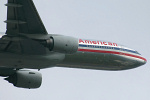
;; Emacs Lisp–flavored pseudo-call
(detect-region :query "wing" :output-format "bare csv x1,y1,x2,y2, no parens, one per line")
0,0,47,77
5,0,48,35
0,67,16,76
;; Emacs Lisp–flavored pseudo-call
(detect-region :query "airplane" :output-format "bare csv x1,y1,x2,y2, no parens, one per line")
0,0,146,89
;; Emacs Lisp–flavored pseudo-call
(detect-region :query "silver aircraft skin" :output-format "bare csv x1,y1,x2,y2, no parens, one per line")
0,0,146,89
57,39,146,70
0,37,146,70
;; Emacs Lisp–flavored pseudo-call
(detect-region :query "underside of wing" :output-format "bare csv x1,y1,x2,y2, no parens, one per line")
0,68,16,76
5,0,48,35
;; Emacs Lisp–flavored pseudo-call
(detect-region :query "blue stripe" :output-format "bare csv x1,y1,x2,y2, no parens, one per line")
79,44,140,55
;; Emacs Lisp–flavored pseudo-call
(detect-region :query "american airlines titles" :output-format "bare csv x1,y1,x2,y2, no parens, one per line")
79,39,118,46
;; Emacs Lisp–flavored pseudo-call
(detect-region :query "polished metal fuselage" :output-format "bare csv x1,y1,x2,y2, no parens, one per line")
57,51,144,70
0,38,146,71
57,39,146,70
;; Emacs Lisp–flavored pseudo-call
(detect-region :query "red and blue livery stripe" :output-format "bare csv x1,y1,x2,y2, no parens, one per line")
78,44,147,62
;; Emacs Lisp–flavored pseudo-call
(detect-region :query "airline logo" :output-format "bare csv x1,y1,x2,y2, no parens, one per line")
79,39,118,46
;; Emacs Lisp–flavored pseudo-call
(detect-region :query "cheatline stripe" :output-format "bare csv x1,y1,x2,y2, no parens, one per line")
78,48,147,61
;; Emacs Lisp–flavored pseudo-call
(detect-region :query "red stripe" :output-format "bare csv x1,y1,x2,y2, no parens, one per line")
78,48,147,61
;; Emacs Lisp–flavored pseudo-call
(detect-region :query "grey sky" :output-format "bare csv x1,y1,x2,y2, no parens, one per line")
0,0,150,100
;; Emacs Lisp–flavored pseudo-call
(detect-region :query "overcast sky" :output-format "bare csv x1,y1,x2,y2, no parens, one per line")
0,0,150,100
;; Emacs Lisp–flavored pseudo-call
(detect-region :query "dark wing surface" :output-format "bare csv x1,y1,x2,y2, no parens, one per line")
0,68,16,76
5,0,48,35
0,0,48,76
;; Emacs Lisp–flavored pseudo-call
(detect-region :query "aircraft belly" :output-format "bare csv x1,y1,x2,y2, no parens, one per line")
0,52,65,69
57,51,139,70
0,51,140,70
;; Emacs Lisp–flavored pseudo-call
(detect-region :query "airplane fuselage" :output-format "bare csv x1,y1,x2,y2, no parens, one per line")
57,39,146,70
0,37,146,71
